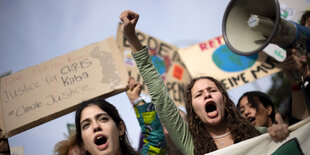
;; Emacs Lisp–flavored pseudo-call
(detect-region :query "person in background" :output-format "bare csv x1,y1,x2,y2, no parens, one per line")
126,77,185,155
237,91,289,141
119,10,288,155
282,10,310,125
126,77,167,155
54,134,86,155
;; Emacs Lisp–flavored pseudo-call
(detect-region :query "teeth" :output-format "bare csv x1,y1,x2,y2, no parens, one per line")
97,136,102,140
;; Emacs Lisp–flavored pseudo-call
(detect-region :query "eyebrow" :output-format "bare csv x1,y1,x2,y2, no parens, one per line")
80,112,109,125
193,86,217,95
239,102,252,109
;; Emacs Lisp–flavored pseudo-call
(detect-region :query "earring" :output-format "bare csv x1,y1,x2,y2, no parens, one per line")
120,136,123,141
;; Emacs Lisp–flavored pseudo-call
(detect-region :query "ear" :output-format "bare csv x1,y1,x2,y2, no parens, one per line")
118,121,125,136
267,105,273,116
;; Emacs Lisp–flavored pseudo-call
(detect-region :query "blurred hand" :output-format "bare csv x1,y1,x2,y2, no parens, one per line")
126,77,142,103
267,114,289,142
282,49,308,84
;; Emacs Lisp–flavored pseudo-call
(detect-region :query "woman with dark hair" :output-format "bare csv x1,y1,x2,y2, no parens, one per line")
237,91,289,143
75,99,138,155
237,91,276,127
118,10,275,155
300,10,310,27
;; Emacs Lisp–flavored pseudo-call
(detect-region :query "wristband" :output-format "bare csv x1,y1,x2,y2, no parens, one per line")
132,96,144,106
291,84,301,91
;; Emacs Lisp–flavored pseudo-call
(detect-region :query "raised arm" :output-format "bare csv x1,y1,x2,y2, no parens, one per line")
120,10,194,155
126,77,167,154
282,49,310,121
126,77,144,107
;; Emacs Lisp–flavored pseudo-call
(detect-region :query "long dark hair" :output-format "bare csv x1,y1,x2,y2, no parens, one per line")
185,76,261,155
300,10,310,26
75,98,137,155
237,91,276,123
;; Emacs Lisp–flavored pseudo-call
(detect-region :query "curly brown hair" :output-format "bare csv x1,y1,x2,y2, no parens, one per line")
185,76,261,155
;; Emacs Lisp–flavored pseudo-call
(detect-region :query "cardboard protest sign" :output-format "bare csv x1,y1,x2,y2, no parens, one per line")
116,23,191,107
0,37,128,137
178,36,282,90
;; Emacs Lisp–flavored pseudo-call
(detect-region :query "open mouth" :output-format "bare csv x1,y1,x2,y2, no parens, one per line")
94,135,107,146
205,101,218,118
247,117,256,124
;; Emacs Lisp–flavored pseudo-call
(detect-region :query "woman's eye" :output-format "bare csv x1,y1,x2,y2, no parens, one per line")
195,94,201,98
99,116,108,122
82,123,90,130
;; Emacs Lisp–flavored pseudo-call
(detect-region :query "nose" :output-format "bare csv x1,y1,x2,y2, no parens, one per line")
203,91,211,99
244,107,251,117
93,121,102,132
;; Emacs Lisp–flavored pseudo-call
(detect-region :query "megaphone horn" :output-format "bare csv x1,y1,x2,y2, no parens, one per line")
222,0,310,56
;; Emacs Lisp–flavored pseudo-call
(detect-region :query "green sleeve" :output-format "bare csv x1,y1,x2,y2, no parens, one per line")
132,47,194,155
255,126,268,134
134,102,167,155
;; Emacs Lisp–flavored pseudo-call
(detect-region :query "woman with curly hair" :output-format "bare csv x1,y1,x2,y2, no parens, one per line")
119,10,288,155
183,76,261,154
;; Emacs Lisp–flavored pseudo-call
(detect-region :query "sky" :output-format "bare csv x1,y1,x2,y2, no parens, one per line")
0,0,276,154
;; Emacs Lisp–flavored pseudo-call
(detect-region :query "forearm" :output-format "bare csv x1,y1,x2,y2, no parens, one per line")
125,32,143,53
291,87,310,119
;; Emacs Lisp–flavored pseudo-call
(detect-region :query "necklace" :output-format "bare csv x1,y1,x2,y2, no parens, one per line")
211,131,231,139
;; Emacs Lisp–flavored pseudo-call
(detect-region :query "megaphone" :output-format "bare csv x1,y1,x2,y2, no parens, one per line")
222,0,310,57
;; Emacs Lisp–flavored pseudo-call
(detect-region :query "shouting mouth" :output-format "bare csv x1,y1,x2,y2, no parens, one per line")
94,135,108,150
205,101,218,118
247,117,256,125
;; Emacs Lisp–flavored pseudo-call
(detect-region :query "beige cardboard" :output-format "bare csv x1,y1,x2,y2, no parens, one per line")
0,37,128,137
116,23,192,107
178,36,282,90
